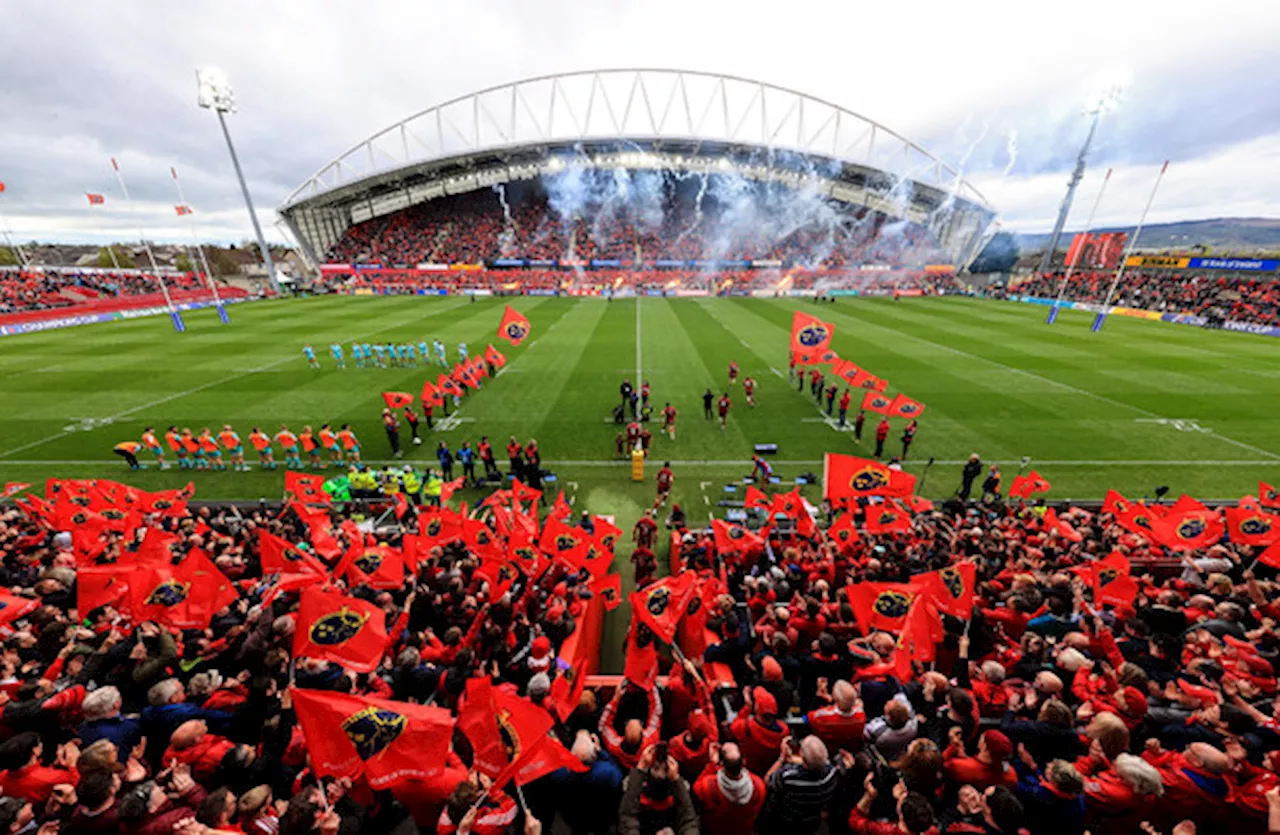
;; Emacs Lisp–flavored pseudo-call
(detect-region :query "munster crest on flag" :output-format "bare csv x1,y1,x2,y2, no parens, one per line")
381,391,414,409
293,586,389,673
498,305,531,345
823,453,915,500
290,688,453,789
889,394,925,418
790,311,834,355
862,390,894,415
86,193,105,205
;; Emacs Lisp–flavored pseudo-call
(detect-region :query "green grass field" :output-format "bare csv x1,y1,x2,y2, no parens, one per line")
3,294,1279,667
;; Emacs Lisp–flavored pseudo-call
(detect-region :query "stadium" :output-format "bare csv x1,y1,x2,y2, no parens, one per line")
3,50,1280,835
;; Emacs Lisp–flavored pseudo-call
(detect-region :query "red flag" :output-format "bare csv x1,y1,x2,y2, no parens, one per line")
905,495,934,513
453,363,481,390
136,486,191,517
0,591,39,626
914,563,977,619
591,573,622,611
285,472,330,505
1115,503,1158,539
744,485,770,510
592,517,623,553
439,477,466,504
893,597,939,680
497,733,585,787
86,193,105,205
1225,507,1280,548
420,379,444,408
2,482,30,499
888,394,926,419
623,617,659,687
711,519,765,554
484,344,507,368
381,391,414,409
1171,494,1207,514
458,677,555,780
293,503,343,560
1043,508,1083,542
1091,551,1139,608
1259,539,1280,569
847,582,921,634
1153,507,1224,552
475,558,521,601
790,310,834,357
511,479,542,507
770,487,816,537
437,373,463,398
549,491,573,523
1009,471,1052,499
826,512,861,554
823,453,916,501
1261,482,1280,510
129,552,238,629
174,205,193,216
291,688,453,789
1240,495,1262,511
335,544,405,590
498,305,532,345
862,390,894,415
865,502,911,535
851,369,888,392
1102,489,1131,515
540,516,585,557
631,572,697,644
293,586,389,672
258,529,329,576
76,565,131,617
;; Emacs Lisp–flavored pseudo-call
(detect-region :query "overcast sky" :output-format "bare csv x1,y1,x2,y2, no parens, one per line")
2,0,1278,249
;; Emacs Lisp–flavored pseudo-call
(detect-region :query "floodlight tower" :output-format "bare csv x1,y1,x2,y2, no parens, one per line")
1035,84,1123,280
196,66,279,293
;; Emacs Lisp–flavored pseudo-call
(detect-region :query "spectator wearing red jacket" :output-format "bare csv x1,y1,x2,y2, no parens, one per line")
1075,750,1164,835
729,687,786,776
804,679,866,753
0,732,79,804
943,729,1017,792
692,742,766,835
1140,741,1233,828
161,720,235,785
668,710,716,783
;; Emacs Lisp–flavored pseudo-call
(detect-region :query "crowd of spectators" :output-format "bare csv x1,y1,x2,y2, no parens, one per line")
323,186,948,270
0,270,204,315
1013,270,1280,328
322,268,967,297
3,470,1280,835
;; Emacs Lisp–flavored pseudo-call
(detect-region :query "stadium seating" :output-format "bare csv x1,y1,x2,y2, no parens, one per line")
0,268,207,314
1015,270,1280,327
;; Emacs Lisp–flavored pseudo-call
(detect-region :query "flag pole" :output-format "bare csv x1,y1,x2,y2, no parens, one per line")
170,166,227,323
109,157,185,332
1092,161,1169,333
1047,168,1112,325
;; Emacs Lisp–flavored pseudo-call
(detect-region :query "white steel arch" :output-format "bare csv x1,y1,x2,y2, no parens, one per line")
280,69,992,212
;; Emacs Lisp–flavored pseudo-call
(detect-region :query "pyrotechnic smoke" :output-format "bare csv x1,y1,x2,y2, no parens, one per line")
1004,130,1019,176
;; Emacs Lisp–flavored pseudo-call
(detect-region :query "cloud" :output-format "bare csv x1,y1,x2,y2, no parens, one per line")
1,0,1277,247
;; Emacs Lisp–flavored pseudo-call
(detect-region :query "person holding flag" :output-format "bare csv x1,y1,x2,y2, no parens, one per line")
874,416,890,458
901,419,918,460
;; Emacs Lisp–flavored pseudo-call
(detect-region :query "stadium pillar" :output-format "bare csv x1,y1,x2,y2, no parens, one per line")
1035,108,1102,280
197,67,280,294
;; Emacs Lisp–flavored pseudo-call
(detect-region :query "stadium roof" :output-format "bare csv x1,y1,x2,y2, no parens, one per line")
278,69,998,267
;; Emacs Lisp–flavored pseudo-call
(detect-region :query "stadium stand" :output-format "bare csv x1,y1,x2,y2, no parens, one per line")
0,269,209,314
323,180,950,269
1,475,1277,835
1014,270,1280,328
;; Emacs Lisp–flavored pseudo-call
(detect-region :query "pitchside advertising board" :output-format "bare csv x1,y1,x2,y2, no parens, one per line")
0,297,252,337
1013,295,1280,338
1124,255,1280,272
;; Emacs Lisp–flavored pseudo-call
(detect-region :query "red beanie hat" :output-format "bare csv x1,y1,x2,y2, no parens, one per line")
531,635,551,659
687,710,715,740
982,730,1013,761
752,686,778,719
761,655,783,682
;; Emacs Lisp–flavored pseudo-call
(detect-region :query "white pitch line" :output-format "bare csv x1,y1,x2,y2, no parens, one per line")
770,367,786,379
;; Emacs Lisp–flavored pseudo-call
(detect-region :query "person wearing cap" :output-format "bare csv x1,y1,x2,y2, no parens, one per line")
668,709,716,782
943,729,1017,791
728,686,786,776
692,741,766,835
